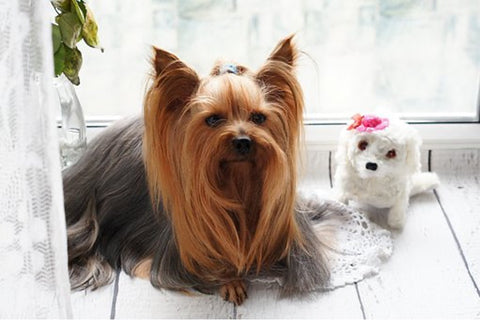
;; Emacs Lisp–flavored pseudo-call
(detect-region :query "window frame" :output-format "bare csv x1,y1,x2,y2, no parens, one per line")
83,85,480,150
304,122,480,151
304,82,480,150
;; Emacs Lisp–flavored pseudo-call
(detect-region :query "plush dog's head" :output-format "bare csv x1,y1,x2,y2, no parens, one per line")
143,36,304,281
337,115,421,180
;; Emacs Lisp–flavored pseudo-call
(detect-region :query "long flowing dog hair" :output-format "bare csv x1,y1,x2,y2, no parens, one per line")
143,36,305,280
64,35,342,297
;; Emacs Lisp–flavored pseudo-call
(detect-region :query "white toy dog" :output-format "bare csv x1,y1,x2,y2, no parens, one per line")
334,114,440,229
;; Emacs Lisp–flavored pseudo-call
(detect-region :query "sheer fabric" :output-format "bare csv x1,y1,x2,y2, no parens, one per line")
0,0,72,317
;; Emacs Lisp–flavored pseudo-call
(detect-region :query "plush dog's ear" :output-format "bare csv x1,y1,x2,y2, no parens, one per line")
256,35,303,137
404,129,422,175
332,128,354,202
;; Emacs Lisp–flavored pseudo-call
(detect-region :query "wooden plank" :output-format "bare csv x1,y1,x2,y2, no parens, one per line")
299,150,336,203
300,150,332,189
70,283,115,319
238,150,363,318
356,192,480,318
420,148,429,172
432,149,480,295
236,282,363,319
114,272,233,319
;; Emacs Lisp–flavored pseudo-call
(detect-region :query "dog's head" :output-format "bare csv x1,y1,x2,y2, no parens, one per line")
337,115,421,179
143,36,305,279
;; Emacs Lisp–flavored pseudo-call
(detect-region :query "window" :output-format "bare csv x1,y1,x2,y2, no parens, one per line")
76,0,480,123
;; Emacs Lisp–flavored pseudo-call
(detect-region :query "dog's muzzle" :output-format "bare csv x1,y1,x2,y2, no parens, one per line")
232,135,252,155
366,162,378,171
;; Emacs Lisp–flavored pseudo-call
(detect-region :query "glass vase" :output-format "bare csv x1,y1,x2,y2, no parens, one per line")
53,74,87,169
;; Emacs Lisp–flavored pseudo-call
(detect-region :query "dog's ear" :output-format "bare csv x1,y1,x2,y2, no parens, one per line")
332,128,352,200
144,47,200,206
152,46,180,76
404,129,422,175
256,35,303,135
149,46,200,112
256,35,298,83
265,34,297,67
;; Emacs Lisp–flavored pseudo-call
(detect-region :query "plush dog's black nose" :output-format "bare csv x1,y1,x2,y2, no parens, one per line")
232,136,252,155
366,162,378,171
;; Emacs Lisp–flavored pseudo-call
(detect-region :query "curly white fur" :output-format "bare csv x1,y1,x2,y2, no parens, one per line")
334,117,440,229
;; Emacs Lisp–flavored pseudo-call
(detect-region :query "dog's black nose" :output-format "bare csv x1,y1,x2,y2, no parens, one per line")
366,162,378,171
232,136,252,155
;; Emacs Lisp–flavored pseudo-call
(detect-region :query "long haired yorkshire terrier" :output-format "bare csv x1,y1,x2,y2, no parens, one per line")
64,35,344,305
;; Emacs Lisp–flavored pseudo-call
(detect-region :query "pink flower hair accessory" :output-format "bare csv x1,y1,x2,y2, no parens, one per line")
347,114,389,132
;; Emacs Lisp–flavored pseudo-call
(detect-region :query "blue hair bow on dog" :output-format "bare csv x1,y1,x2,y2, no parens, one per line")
219,64,238,75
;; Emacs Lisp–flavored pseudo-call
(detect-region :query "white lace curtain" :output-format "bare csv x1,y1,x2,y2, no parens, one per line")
0,0,72,318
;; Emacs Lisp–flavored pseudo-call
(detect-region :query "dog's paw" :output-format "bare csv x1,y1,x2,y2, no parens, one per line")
220,280,247,305
387,209,406,229
333,190,349,204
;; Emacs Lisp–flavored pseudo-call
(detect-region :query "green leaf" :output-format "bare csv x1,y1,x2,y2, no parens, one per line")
70,0,85,25
54,44,66,76
81,4,103,52
51,0,70,13
77,1,87,20
56,12,82,49
52,23,62,54
63,46,82,85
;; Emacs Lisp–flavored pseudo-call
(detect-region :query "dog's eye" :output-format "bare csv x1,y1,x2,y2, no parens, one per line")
205,114,223,127
386,149,396,159
358,140,368,151
250,113,266,125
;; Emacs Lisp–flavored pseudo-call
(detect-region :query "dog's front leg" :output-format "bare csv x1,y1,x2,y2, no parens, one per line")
387,192,409,229
332,181,350,204
333,188,349,204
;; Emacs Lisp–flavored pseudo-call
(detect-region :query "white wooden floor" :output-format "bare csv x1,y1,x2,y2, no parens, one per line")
71,149,480,319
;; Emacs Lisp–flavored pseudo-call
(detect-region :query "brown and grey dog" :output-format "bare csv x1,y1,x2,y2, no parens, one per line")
63,35,348,305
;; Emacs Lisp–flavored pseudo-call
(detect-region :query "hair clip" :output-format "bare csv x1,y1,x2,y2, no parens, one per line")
219,64,238,75
210,63,247,76
347,113,389,132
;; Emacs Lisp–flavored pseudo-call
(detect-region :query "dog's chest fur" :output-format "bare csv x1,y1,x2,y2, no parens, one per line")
344,173,408,208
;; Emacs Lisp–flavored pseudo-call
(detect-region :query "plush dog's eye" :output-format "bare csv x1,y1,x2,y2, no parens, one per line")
250,113,266,125
358,140,368,151
205,114,223,127
386,149,396,159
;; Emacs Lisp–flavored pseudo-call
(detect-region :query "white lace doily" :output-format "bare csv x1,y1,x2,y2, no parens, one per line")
323,201,392,289
252,189,393,291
